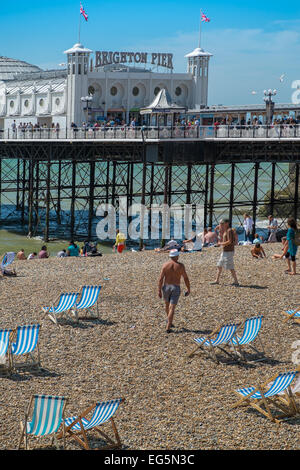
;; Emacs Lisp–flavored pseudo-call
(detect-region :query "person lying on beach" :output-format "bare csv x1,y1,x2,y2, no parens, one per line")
155,240,182,252
16,249,26,260
1,267,17,277
251,243,266,259
158,249,190,333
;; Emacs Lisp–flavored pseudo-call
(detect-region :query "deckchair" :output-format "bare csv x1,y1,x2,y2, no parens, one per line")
72,285,102,322
232,369,300,423
282,308,300,324
0,252,16,276
19,394,68,450
0,329,12,373
231,316,265,362
10,324,41,371
58,398,125,450
42,293,79,324
188,323,240,363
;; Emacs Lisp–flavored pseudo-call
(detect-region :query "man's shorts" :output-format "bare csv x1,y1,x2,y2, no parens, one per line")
162,284,181,305
217,251,235,270
117,244,125,253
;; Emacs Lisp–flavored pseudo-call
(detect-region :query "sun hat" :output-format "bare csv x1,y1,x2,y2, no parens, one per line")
169,249,180,258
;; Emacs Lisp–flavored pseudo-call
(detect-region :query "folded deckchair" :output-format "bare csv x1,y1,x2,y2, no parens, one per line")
10,325,41,371
0,329,12,373
42,293,79,324
282,308,300,324
232,369,300,423
19,394,68,450
1,252,16,276
231,316,265,362
57,398,125,450
188,323,240,363
72,285,102,322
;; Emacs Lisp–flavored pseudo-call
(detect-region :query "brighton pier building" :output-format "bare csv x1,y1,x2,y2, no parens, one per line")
0,42,212,129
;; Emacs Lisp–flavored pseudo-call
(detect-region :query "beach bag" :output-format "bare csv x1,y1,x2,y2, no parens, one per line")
294,230,300,246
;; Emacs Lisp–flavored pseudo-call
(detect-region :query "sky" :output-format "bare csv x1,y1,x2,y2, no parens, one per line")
1,0,300,105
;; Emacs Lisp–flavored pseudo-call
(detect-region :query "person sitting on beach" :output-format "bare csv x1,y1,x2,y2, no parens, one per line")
203,228,218,247
27,252,37,260
57,249,67,258
182,233,203,252
253,233,264,244
17,249,26,260
67,241,80,257
82,240,93,256
251,243,266,259
158,249,191,333
38,246,49,259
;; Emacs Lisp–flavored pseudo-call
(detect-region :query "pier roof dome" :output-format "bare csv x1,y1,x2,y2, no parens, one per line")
0,56,42,81
185,47,213,58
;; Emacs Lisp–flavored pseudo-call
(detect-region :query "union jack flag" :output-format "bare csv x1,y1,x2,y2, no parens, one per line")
201,12,210,22
80,3,88,21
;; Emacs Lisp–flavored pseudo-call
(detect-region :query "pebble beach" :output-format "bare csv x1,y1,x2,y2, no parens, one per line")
0,244,299,450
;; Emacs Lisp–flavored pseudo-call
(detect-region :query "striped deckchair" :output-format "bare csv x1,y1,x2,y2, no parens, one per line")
232,369,300,423
1,252,16,275
282,308,300,324
58,398,125,450
19,394,68,450
72,285,102,321
0,329,12,373
231,316,265,362
42,293,79,324
10,325,41,370
188,323,240,363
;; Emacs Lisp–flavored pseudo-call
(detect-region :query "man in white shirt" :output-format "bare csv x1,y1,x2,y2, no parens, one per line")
243,214,253,242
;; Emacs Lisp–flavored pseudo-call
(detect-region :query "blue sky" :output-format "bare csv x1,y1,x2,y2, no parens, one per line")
1,1,300,105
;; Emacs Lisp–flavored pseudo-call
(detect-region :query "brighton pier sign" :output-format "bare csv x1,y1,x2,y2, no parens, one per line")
95,51,174,70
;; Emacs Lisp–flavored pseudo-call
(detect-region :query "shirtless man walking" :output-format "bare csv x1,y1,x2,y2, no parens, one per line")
158,249,191,333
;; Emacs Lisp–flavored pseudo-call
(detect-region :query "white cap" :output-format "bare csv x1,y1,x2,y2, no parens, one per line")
169,249,180,258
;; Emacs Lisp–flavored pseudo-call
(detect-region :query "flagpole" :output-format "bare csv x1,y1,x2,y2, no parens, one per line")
199,9,202,48
79,3,81,43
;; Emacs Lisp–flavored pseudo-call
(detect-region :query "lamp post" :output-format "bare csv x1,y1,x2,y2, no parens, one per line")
80,95,93,125
264,89,277,125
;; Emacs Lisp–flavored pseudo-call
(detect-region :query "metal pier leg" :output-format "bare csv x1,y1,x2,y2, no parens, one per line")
88,159,95,241
209,164,215,228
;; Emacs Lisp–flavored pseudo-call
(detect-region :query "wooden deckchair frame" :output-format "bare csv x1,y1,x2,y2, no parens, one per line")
232,368,300,424
188,323,240,363
42,293,77,325
233,319,266,363
282,307,300,324
19,395,68,450
10,326,41,371
0,330,13,376
72,286,101,323
57,398,125,450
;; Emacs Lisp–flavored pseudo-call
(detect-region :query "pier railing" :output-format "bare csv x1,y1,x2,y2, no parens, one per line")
1,125,300,140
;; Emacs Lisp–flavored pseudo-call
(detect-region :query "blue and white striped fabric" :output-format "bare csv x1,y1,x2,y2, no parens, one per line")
44,293,78,314
231,316,263,346
75,286,101,310
0,329,12,357
65,399,122,431
26,395,66,436
194,324,238,347
1,252,15,272
236,372,297,400
11,325,40,356
285,309,300,319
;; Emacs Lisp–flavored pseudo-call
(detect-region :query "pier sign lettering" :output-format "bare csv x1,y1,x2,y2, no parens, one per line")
95,51,173,70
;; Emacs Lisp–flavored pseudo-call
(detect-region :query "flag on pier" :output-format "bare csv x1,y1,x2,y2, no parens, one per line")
201,12,210,22
80,3,88,21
